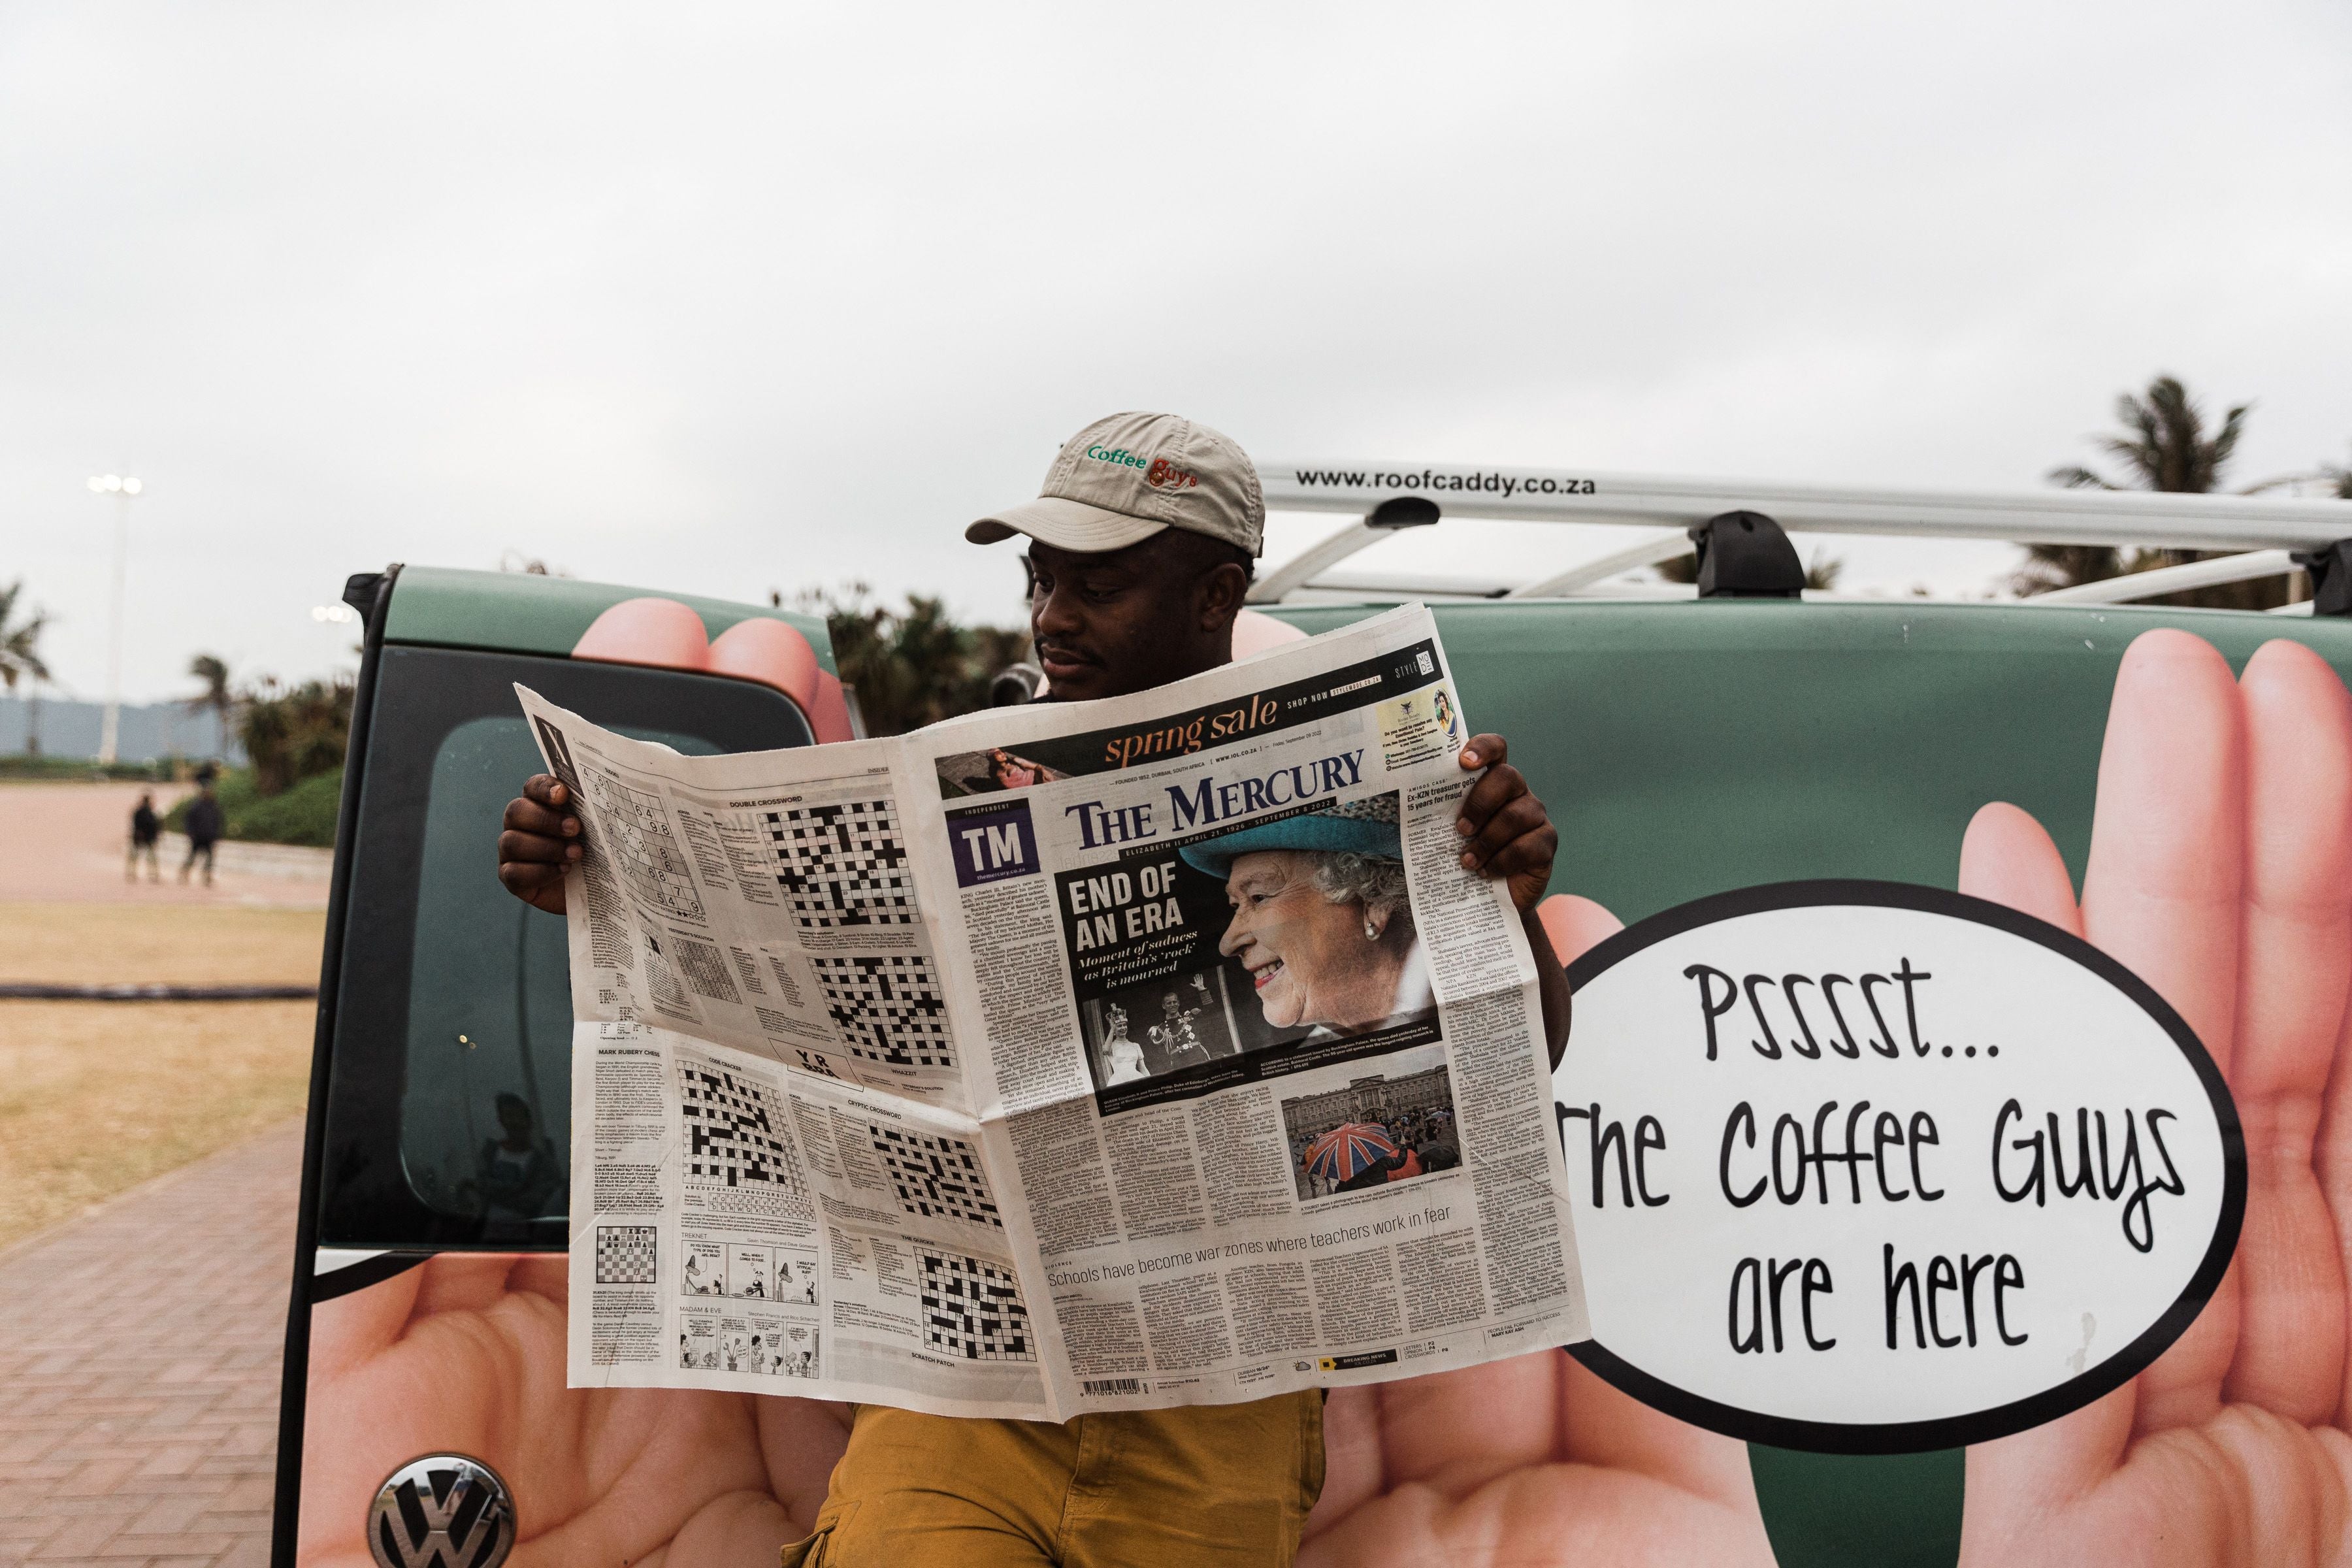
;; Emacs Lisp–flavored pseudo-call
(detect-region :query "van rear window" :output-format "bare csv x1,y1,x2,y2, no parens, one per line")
315,645,812,1250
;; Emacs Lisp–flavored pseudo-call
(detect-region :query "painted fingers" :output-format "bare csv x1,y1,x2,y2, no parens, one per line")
2227,640,2352,1425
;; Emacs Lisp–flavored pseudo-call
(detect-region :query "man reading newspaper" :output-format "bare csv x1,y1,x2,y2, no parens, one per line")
495,412,1571,1566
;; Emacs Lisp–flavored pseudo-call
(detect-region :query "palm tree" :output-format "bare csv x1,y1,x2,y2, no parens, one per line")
0,580,53,757
238,673,353,793
185,653,236,759
2017,374,2301,608
2046,375,2250,495
2319,443,2352,501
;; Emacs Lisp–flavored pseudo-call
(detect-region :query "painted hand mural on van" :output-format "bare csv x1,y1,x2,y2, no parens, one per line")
571,597,857,743
296,629,2352,1567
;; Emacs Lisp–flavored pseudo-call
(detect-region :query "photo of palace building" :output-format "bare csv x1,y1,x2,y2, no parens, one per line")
1279,1065,1452,1143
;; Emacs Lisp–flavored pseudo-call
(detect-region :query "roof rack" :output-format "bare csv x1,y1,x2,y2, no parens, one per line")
1251,463,2352,616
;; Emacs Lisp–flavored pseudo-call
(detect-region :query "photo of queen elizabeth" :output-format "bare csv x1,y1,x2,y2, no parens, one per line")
1180,792,1434,1042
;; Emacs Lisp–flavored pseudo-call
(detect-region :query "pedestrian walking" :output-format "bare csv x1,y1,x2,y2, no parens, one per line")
181,777,223,885
127,791,161,881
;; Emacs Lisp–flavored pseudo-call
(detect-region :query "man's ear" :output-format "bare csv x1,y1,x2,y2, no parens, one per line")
1197,561,1251,632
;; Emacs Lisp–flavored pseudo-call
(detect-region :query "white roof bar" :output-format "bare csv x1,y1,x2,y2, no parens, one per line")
1292,570,1516,599
1506,528,1693,599
1253,462,2352,606
2034,549,2300,606
1261,464,2352,548
1286,574,1702,603
1249,518,1386,604
1275,576,1933,606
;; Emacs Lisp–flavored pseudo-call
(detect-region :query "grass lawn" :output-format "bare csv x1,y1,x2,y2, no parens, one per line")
0,902,327,986
0,903,324,1248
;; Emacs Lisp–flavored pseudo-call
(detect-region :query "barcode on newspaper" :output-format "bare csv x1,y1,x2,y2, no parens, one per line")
1083,1378,1145,1396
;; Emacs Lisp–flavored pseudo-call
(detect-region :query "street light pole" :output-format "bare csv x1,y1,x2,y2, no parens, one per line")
88,474,142,766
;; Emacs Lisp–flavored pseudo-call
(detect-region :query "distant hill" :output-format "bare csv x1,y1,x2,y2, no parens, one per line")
0,695,241,764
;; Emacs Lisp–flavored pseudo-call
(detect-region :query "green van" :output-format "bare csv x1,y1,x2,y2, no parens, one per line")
274,490,2352,1567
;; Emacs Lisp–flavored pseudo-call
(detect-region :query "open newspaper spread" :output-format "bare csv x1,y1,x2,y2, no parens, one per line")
523,604,1587,1418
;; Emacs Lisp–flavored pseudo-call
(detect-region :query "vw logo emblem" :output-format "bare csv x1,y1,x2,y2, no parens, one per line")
368,1454,515,1568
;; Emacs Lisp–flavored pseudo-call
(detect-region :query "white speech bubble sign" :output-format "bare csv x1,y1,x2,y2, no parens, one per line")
1557,881,2244,1454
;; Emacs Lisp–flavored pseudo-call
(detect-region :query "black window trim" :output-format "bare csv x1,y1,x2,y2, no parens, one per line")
274,581,817,1564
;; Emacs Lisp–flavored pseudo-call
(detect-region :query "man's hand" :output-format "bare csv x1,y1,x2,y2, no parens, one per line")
1457,733,1572,1068
1455,733,1557,913
498,774,583,915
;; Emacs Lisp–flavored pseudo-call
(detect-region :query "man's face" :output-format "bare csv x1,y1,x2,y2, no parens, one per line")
1024,533,1243,702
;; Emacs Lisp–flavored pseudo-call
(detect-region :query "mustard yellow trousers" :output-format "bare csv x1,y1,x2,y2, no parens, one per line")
783,1392,1325,1567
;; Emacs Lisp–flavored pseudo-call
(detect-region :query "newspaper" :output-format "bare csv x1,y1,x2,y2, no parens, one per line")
524,603,1587,1418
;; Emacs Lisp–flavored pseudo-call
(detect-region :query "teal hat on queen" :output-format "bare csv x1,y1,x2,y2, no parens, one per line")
1178,794,1401,880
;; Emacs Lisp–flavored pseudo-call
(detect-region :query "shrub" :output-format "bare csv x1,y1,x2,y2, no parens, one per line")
166,767,342,847
240,676,353,794
789,585,1029,736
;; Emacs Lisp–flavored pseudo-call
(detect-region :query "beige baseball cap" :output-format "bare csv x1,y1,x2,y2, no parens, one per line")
967,411,1264,557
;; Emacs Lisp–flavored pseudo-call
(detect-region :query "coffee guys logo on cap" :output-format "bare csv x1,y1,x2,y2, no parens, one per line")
1084,444,1200,491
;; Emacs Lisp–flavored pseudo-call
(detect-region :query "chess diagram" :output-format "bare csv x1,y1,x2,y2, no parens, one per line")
870,1125,1001,1228
753,799,917,930
813,954,954,1068
676,1054,809,1211
595,1224,657,1284
920,1250,1034,1362
589,767,704,922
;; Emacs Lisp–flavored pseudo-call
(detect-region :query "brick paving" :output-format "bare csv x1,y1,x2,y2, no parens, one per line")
0,1120,303,1566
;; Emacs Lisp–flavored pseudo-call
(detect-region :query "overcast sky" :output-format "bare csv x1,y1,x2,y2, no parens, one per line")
6,1,2350,703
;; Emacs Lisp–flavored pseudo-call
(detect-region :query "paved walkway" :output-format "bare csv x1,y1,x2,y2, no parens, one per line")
0,1120,304,1567
0,784,329,908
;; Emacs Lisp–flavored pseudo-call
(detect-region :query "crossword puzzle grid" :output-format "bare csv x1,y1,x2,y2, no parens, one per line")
677,1059,809,1208
921,1250,1034,1362
872,1126,1001,1228
813,955,954,1068
761,801,915,930
591,769,705,921
596,1225,657,1284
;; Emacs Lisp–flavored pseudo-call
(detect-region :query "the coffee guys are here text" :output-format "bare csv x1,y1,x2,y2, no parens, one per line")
1557,950,2197,1358
1062,748,1367,852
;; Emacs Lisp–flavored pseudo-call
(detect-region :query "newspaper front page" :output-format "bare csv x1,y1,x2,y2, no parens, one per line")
526,604,1588,1419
